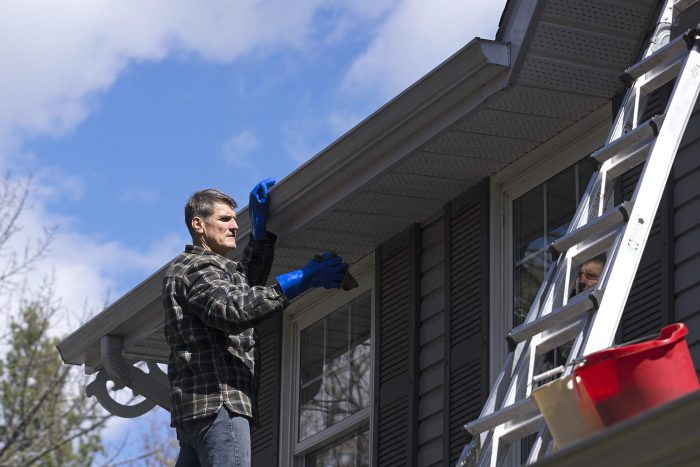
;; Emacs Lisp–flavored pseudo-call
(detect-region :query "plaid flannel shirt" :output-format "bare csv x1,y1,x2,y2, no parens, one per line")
162,234,288,427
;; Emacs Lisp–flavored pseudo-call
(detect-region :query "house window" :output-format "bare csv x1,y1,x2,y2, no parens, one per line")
289,284,373,466
305,426,370,467
512,158,597,327
509,157,597,462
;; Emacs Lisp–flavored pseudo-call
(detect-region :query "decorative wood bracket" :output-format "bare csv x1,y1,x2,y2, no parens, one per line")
85,335,171,418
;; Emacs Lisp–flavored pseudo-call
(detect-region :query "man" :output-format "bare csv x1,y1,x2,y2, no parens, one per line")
163,180,347,466
540,253,608,377
574,253,606,295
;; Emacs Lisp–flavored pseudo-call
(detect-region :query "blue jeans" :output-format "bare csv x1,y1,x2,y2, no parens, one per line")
175,407,251,467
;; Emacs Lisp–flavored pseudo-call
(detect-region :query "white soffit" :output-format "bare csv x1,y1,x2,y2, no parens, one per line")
517,0,654,96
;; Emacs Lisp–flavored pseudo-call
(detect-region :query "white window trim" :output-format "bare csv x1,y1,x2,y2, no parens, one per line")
279,253,375,467
488,104,612,384
488,106,612,466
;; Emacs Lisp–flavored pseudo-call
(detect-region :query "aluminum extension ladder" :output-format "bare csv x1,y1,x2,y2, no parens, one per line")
460,0,700,465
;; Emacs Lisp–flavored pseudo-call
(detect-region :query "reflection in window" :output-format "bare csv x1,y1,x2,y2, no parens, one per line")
299,292,371,441
512,158,597,462
512,158,597,326
306,426,370,467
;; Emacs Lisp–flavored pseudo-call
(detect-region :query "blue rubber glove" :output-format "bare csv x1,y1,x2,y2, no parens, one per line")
276,252,349,300
249,178,276,240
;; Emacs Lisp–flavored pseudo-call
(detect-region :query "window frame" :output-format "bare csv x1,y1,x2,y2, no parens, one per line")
488,113,611,465
279,253,375,466
489,111,610,384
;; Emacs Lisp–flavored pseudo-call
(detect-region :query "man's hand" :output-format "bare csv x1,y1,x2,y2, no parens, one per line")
275,252,349,300
303,252,348,289
249,178,276,240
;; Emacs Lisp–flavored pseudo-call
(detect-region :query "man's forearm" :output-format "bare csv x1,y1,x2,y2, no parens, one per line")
241,233,276,286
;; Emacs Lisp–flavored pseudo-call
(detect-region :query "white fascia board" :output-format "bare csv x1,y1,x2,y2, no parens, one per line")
496,0,544,75
57,263,169,370
57,38,510,370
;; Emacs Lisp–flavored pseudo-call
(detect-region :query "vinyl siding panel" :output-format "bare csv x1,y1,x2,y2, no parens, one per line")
418,216,446,467
672,1,700,377
675,104,700,377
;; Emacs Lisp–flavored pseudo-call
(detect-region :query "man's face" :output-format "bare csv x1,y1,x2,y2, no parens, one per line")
577,260,603,293
194,202,238,256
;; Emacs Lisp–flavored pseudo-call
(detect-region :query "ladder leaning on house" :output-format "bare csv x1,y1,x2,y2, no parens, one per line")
459,0,700,465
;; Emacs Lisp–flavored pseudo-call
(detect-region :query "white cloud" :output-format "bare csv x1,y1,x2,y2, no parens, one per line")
0,0,373,325
341,0,507,101
0,0,333,158
221,129,259,168
2,178,184,337
0,0,509,331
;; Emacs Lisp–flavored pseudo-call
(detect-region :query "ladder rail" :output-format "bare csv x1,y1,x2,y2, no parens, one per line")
584,41,700,354
459,2,700,464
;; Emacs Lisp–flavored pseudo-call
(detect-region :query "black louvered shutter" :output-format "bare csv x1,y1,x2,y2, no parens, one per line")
373,226,419,467
616,168,673,341
251,313,282,466
445,182,490,465
616,83,674,342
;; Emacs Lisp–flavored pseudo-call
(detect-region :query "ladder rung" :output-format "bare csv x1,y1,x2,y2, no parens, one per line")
532,365,565,384
550,201,634,255
538,319,585,354
592,115,663,164
465,397,537,435
641,58,684,94
606,140,654,179
506,289,601,350
622,30,696,84
500,413,544,443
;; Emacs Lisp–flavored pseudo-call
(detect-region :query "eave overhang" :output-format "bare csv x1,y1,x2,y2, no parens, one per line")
57,38,511,370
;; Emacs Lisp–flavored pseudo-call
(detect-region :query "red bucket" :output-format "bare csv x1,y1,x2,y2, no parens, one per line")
573,323,699,426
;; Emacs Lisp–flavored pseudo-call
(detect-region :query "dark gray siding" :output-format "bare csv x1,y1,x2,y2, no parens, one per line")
417,216,446,467
674,105,700,376
671,3,700,376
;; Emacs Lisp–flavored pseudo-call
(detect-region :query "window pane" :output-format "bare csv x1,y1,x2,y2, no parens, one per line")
299,292,372,441
512,159,596,462
299,382,326,439
348,294,371,412
301,321,324,384
305,426,370,467
546,168,576,244
513,185,544,262
577,157,598,200
513,254,545,326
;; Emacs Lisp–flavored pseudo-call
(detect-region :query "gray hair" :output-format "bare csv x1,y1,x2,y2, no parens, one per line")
585,252,607,266
184,189,237,239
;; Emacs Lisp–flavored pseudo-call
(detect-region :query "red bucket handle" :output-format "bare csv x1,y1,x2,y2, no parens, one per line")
583,323,688,364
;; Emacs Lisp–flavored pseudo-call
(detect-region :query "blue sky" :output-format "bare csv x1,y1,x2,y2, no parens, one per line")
1,0,506,463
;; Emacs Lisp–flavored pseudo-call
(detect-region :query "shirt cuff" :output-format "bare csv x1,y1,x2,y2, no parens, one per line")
271,282,289,306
